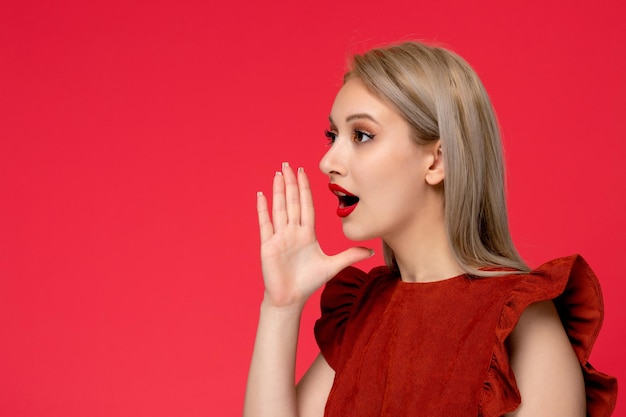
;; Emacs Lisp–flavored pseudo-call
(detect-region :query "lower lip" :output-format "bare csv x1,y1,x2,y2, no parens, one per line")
337,203,357,218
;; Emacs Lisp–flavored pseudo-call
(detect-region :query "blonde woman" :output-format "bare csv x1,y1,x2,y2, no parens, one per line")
244,42,617,417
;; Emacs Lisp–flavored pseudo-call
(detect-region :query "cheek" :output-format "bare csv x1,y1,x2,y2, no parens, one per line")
369,156,423,194
380,172,427,213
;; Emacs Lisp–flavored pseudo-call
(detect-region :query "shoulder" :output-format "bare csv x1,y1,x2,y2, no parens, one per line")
495,254,606,343
479,255,617,417
505,300,585,416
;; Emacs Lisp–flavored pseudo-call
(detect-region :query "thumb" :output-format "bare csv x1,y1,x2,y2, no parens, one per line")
327,247,375,274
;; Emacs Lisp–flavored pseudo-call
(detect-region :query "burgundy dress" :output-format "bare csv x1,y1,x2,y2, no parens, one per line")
315,255,617,416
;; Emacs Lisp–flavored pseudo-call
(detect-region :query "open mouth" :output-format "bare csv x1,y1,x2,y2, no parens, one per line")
328,183,360,217
338,193,360,208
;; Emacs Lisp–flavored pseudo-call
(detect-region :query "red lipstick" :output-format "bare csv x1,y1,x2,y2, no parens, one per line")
328,183,360,218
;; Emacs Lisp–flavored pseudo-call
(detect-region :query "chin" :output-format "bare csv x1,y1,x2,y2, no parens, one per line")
341,222,377,242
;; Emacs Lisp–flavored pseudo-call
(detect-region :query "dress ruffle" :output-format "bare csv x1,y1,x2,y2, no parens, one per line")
479,255,618,417
314,266,373,370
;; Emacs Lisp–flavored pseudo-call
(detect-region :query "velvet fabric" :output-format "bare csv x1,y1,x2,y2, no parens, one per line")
314,255,617,416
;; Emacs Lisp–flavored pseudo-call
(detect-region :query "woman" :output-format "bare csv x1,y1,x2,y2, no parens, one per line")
244,42,617,416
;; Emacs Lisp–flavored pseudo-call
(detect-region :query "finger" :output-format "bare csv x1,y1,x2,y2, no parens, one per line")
282,162,301,225
298,167,315,228
256,191,273,243
327,247,375,276
272,170,287,231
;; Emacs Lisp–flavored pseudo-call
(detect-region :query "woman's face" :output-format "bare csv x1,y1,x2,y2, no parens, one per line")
319,78,443,243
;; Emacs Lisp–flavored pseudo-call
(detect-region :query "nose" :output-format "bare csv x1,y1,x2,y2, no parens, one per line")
319,139,347,177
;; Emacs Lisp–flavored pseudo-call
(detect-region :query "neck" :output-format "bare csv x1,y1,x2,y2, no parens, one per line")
384,201,464,283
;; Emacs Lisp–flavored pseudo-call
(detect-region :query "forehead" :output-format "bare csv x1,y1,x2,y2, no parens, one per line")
330,78,397,123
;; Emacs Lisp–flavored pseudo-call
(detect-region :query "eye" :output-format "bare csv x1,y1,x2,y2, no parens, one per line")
324,129,337,145
353,129,375,143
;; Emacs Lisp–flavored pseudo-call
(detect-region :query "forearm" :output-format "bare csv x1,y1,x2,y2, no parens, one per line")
243,300,305,417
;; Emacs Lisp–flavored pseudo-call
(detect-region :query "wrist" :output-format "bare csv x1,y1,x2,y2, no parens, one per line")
260,297,306,315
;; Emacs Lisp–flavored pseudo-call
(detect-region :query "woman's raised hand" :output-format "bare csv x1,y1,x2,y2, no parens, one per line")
256,163,373,309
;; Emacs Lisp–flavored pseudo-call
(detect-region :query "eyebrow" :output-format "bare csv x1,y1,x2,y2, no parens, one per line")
328,113,380,125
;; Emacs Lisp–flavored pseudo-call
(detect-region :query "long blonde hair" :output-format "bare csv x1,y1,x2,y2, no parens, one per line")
345,42,529,276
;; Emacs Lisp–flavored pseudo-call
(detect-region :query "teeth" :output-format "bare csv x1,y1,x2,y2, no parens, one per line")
337,192,346,196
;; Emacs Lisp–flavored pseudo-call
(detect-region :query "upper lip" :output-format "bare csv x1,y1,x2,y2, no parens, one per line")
328,183,356,197
328,184,360,209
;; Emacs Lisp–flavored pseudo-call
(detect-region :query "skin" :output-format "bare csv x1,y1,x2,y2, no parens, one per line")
320,78,464,283
243,78,585,417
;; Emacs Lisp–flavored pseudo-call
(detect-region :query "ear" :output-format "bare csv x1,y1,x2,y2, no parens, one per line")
425,141,445,185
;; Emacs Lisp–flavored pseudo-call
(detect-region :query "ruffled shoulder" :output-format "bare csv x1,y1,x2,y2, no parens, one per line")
314,266,389,370
480,254,618,417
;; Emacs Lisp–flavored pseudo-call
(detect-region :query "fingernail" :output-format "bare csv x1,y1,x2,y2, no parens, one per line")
368,249,375,257
298,167,303,173
276,171,282,176
282,162,289,168
257,191,263,197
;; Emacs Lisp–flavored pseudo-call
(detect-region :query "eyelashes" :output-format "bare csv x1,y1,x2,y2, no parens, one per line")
324,129,337,144
324,129,376,145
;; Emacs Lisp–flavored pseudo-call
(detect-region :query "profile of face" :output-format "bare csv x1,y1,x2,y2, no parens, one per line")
319,78,445,243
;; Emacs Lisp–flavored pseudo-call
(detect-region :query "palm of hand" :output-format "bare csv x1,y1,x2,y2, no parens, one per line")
256,163,372,308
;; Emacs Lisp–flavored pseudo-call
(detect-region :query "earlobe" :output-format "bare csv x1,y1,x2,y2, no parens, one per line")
425,144,445,185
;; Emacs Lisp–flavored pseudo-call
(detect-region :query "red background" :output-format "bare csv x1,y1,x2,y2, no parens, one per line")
1,0,624,415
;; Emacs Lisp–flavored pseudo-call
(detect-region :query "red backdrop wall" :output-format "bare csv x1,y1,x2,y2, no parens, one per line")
1,0,624,415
